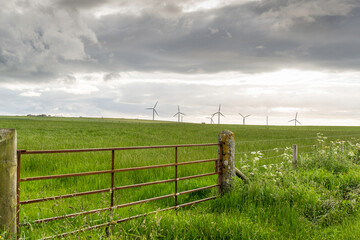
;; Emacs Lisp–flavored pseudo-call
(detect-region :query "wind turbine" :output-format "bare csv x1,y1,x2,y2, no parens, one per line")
212,104,225,124
266,116,269,126
239,113,251,125
206,115,214,124
146,101,159,120
173,105,185,122
289,112,301,126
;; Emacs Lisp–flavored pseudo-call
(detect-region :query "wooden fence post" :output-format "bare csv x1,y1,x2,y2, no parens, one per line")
292,144,298,169
218,130,235,194
0,129,17,237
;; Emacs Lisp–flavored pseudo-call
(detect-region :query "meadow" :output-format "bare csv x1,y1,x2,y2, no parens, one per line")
1,116,360,239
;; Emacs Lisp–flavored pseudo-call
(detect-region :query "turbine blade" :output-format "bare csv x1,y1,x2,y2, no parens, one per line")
220,113,225,117
288,119,295,122
173,113,178,117
146,108,153,110
295,112,298,119
154,109,159,116
178,105,180,112
245,115,251,118
239,113,244,118
296,120,301,125
154,101,158,108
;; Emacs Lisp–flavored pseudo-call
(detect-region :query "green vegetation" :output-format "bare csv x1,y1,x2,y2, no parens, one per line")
1,116,360,239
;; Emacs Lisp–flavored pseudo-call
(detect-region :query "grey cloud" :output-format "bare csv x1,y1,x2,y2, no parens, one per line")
103,72,121,81
0,0,98,83
1,0,360,83
57,0,112,10
88,0,360,74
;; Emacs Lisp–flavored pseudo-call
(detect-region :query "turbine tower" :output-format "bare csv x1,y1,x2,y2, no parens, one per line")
206,115,214,124
173,105,185,122
212,104,225,124
289,112,301,126
146,101,159,120
239,113,251,125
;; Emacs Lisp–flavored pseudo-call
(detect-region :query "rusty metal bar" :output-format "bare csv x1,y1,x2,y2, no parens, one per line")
39,206,176,239
175,196,216,208
177,172,218,181
16,151,21,240
177,158,218,166
19,172,217,205
176,184,219,196
39,196,216,239
21,143,220,155
174,147,178,210
106,150,116,235
110,150,115,220
19,188,111,205
108,193,174,212
25,193,175,225
20,158,219,182
218,143,224,195
114,178,175,191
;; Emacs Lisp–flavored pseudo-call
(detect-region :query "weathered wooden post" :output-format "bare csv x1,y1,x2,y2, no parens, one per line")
292,144,298,169
217,130,235,194
0,129,17,237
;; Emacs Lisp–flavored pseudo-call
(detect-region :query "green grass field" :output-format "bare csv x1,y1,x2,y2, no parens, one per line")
1,116,360,239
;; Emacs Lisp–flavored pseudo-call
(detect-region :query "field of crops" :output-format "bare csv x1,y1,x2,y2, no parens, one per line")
2,116,360,239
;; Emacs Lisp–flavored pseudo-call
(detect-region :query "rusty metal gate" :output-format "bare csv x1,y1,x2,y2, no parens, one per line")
16,143,222,239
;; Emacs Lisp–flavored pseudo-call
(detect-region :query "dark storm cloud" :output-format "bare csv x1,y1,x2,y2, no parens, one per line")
57,0,111,9
1,0,360,83
87,0,360,74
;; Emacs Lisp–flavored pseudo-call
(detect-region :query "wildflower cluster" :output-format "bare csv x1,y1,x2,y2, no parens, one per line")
251,151,263,164
240,147,293,181
281,146,292,163
240,151,262,176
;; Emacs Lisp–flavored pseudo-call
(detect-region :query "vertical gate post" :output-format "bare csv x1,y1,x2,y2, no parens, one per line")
217,130,235,194
292,144,298,169
0,129,17,237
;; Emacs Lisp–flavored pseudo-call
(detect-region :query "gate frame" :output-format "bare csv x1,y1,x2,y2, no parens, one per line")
16,143,222,239
0,129,235,239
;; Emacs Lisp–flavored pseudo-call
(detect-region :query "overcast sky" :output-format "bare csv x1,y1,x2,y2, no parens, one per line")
1,0,360,125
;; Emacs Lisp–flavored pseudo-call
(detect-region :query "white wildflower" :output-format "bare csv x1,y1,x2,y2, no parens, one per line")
348,151,355,157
